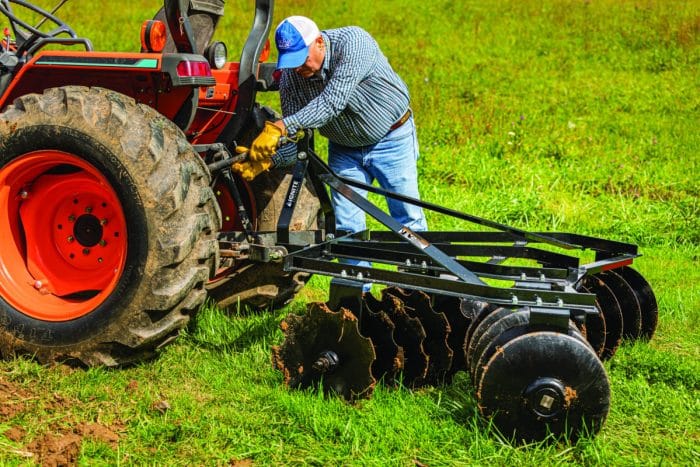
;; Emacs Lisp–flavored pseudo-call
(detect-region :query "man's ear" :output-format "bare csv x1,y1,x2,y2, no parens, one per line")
315,36,325,50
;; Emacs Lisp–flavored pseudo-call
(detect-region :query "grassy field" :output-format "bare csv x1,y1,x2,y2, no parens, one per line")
1,0,699,465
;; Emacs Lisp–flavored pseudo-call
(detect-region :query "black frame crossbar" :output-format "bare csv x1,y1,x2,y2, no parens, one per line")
232,133,640,318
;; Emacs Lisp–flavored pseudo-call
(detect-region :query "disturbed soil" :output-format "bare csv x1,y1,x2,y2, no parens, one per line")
1,374,122,466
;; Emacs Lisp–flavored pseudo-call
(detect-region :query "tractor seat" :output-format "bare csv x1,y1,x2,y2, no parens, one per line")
153,0,223,54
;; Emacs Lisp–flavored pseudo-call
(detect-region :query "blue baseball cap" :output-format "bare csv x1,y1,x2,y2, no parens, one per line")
275,16,320,69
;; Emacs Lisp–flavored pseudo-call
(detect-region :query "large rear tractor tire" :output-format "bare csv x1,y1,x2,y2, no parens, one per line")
0,86,221,366
206,168,322,311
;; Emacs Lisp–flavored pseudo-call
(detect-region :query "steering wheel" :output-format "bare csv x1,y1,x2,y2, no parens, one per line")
0,0,89,57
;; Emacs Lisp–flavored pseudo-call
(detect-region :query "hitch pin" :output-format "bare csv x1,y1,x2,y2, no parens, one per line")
178,16,185,35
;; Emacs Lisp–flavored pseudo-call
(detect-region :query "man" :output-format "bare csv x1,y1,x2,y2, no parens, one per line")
233,16,427,286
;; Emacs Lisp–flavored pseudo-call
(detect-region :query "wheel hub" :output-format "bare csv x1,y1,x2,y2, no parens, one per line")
73,214,104,247
524,377,567,419
0,150,128,321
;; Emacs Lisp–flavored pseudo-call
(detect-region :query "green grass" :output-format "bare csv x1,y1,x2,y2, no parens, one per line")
1,0,699,465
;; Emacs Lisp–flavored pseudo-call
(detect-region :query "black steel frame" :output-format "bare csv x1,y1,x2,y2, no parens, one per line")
266,132,638,323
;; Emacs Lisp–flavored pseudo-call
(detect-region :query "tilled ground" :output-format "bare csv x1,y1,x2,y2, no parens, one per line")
1,375,122,466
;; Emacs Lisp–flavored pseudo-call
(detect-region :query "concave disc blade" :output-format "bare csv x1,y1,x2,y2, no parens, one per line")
578,284,607,358
385,287,452,385
597,271,643,340
465,306,511,374
380,292,428,388
471,310,531,384
272,302,376,400
361,293,404,386
582,275,623,360
431,295,487,377
477,332,610,442
617,266,658,340
471,310,588,387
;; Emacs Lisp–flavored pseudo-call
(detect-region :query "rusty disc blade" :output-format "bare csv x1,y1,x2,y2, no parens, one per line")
385,287,452,385
477,332,610,442
361,293,404,386
379,292,428,388
617,266,658,340
597,271,643,340
581,275,623,360
272,302,376,400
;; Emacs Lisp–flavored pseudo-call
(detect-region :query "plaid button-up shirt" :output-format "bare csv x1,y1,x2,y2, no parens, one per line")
279,26,410,148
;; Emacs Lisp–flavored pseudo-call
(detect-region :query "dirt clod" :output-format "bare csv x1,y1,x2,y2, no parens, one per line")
4,425,26,441
27,432,82,467
152,399,172,414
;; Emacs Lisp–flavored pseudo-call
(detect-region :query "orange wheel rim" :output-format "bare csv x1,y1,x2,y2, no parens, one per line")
0,151,128,321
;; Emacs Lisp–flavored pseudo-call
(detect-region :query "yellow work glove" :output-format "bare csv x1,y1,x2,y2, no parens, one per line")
231,146,273,181
249,121,285,162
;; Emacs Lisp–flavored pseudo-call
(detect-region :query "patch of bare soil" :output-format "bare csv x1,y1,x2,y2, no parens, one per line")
1,374,122,466
0,379,34,420
3,425,26,442
26,432,82,467
23,422,122,466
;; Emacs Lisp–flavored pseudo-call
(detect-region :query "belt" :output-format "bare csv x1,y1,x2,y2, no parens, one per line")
389,108,412,132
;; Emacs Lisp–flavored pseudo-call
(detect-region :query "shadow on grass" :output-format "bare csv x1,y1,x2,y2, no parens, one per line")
183,301,301,355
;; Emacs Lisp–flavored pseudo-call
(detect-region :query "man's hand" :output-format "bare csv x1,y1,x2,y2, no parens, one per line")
232,159,273,181
249,121,286,161
231,146,273,181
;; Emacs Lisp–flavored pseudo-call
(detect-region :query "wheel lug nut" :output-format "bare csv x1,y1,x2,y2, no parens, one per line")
68,215,75,222
85,207,93,213
33,280,42,289
100,218,108,225
82,248,90,255
67,236,74,243
99,240,107,247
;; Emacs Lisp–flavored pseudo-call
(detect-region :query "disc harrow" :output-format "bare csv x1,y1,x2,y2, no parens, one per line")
274,280,641,441
357,298,404,386
271,302,376,400
371,291,429,388
476,331,610,442
268,135,659,441
384,287,453,385
431,294,484,377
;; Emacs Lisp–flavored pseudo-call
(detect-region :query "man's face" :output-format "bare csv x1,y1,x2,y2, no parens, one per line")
294,37,324,78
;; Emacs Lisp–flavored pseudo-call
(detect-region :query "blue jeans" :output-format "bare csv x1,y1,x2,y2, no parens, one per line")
328,116,428,291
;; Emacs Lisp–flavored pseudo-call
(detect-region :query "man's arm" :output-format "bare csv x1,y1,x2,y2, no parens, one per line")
281,28,377,133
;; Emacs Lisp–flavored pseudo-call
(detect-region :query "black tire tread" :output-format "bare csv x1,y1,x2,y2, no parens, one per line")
0,86,221,366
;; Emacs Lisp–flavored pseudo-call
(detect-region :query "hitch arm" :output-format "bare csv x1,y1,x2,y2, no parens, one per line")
307,151,486,286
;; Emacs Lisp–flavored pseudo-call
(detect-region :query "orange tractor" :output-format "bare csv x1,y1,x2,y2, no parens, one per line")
0,0,658,441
